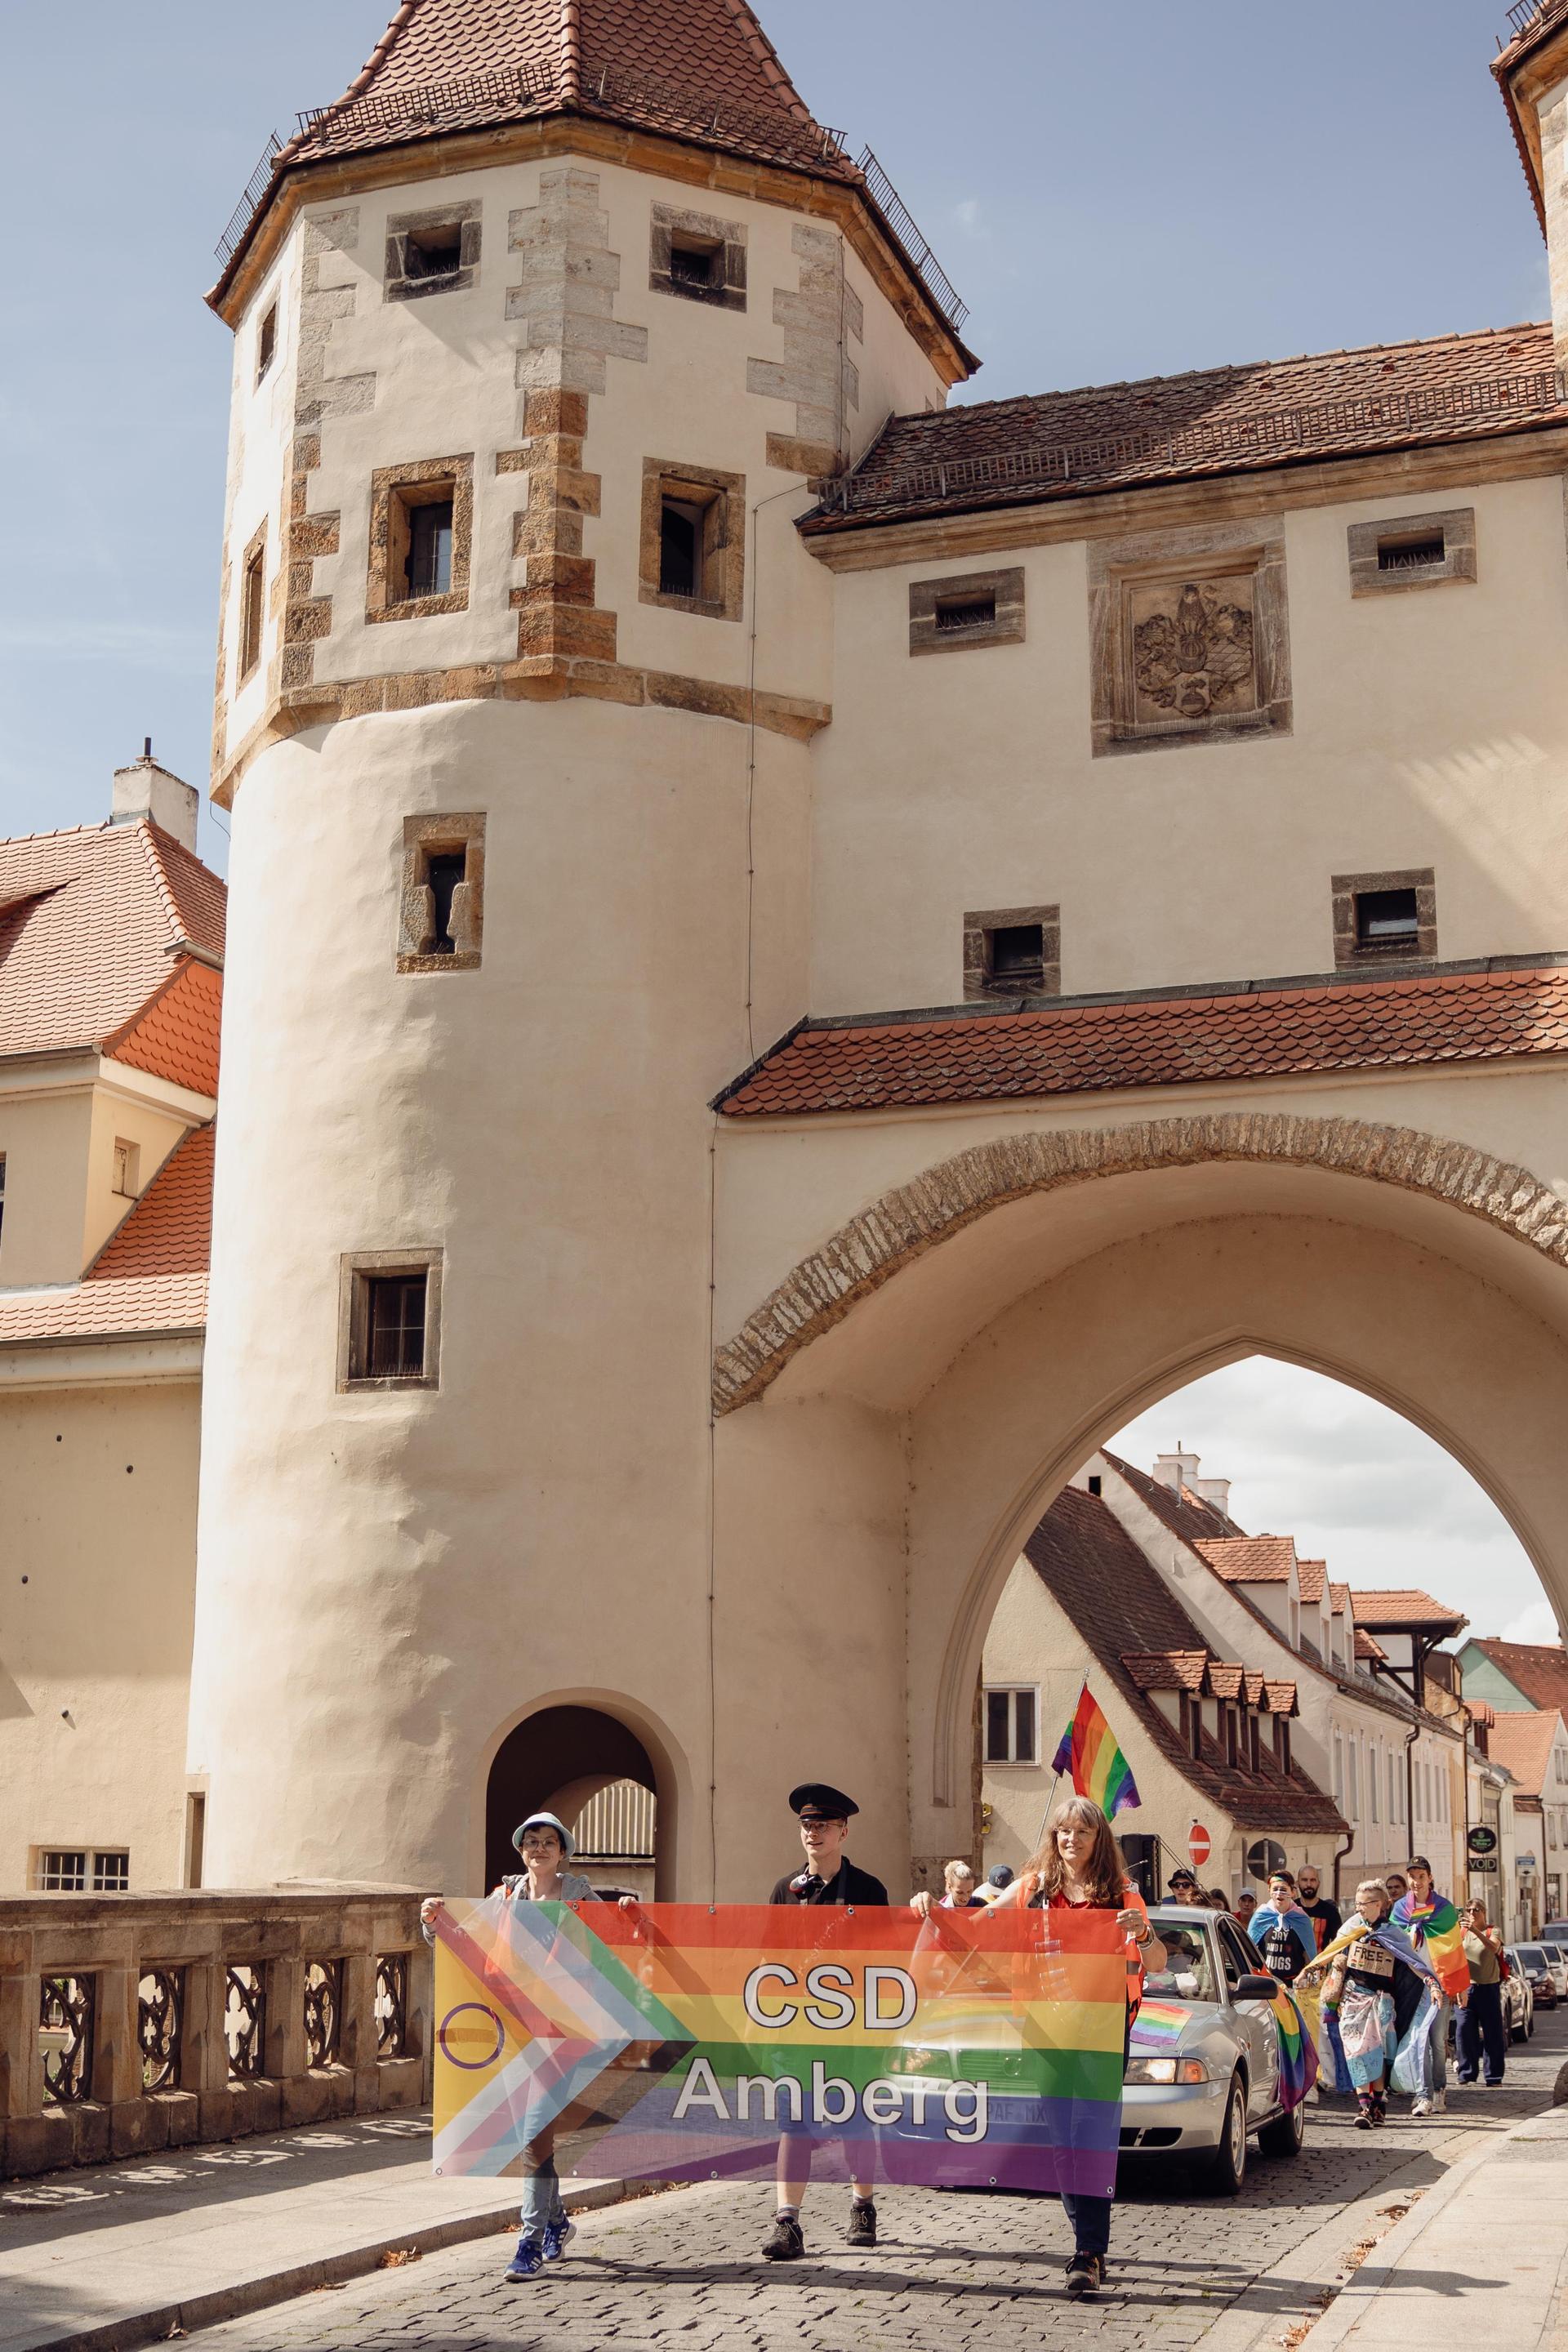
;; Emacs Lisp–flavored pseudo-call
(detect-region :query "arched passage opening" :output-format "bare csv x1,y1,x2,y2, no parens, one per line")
484,1704,660,1895
710,1113,1568,1916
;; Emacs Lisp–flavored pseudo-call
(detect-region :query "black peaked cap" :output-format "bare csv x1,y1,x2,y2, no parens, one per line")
790,1782,859,1818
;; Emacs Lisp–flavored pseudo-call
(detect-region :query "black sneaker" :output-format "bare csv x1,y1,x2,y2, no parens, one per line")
762,2213,804,2261
846,2198,877,2247
1066,2253,1103,2299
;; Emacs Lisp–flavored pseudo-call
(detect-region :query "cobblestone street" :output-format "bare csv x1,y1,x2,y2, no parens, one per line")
191,2020,1568,2352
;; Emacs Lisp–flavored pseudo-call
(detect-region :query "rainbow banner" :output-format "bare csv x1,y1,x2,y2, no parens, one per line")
1391,1895,1468,2002
1051,1686,1141,1817
1269,1987,1318,2110
432,1899,1128,2195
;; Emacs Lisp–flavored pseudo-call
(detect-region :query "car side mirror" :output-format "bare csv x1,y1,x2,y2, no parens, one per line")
1233,1973,1279,2002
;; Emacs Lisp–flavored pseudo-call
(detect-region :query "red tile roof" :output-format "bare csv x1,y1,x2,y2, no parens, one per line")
1486,1706,1566,1797
1022,1486,1339,1832
1297,1559,1327,1606
1330,1582,1352,1615
1350,1588,1468,1633
719,964,1568,1118
104,960,223,1099
1105,1453,1243,1545
282,0,838,174
804,323,1567,535
0,821,225,1085
0,1125,213,1350
1466,1637,1568,1714
1355,1628,1389,1664
1195,1536,1297,1587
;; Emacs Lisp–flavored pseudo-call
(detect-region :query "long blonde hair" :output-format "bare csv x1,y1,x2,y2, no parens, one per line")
1023,1795,1126,1909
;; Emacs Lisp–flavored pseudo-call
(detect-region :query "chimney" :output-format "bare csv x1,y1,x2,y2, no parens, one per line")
1192,1477,1232,1517
1152,1446,1201,1492
111,740,198,855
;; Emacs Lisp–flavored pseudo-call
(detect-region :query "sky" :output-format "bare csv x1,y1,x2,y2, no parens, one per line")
0,2,1558,1643
1109,1360,1558,1647
0,0,1549,862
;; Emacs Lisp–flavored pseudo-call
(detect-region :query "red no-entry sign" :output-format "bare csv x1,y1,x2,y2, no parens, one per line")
1188,1823,1212,1869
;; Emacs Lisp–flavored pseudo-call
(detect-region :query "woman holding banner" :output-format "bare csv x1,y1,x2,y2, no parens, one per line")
915,1796,1161,2299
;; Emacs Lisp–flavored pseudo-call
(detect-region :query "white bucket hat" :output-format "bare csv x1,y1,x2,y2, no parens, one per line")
513,1811,576,1860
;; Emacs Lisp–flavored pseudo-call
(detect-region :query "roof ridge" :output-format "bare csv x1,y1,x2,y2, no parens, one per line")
98,954,192,1065
0,819,113,852
560,0,580,105
717,0,811,123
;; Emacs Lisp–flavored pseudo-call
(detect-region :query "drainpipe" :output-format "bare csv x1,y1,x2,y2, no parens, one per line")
1404,1723,1420,1856
1331,1824,1355,1906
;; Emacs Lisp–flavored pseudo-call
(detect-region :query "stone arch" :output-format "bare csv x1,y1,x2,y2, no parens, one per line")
473,1686,690,1899
712,1111,1568,1414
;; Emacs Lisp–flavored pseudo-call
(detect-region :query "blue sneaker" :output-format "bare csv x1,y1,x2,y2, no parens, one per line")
542,2217,577,2262
505,2235,545,2282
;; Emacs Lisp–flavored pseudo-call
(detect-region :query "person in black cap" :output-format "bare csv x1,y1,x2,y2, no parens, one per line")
761,1784,887,2262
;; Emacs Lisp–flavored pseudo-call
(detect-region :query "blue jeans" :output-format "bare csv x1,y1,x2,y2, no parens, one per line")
1455,1984,1505,2084
519,2154,566,2243
1061,2190,1111,2257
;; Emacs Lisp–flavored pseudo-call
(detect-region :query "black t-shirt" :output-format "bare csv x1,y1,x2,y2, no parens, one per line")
1301,1896,1343,1952
1259,1916,1305,1984
768,1858,889,1906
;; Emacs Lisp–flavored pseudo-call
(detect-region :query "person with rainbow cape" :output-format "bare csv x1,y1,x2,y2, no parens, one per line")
1389,1855,1469,2117
1297,1878,1442,2126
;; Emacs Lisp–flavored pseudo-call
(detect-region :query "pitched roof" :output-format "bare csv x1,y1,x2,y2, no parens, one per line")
1466,1637,1568,1714
0,1124,213,1350
803,322,1567,536
715,964,1568,1118
1350,1588,1468,1634
0,821,225,1089
1485,1707,1566,1797
1102,1452,1245,1545
279,0,842,176
1330,1582,1352,1615
1022,1486,1341,1833
1195,1536,1297,1587
1355,1628,1389,1664
1297,1559,1327,1606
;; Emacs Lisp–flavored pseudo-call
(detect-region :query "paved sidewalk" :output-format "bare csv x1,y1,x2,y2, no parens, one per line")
1296,2096,1568,2352
0,2110,618,2352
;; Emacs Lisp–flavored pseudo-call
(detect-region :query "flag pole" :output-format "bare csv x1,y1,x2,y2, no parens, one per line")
1034,1672,1090,1851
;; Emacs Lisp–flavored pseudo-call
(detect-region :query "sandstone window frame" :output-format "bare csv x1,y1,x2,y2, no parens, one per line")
639,458,746,622
1347,506,1477,597
384,201,481,302
238,521,267,683
255,301,278,385
1089,518,1292,759
397,812,486,974
963,903,1061,1003
366,455,474,624
649,203,747,312
337,1247,443,1394
1331,866,1437,969
910,567,1026,657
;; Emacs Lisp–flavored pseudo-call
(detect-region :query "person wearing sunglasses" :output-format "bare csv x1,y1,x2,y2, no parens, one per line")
1165,1867,1202,1903
762,1784,887,2263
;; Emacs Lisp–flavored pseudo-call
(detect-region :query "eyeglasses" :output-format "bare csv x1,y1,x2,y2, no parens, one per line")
799,1815,843,1829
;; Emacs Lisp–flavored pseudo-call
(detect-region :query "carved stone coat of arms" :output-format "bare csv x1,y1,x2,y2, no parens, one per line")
1130,575,1258,724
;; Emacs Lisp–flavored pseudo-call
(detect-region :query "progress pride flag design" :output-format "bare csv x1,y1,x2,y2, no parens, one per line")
433,1898,1128,2196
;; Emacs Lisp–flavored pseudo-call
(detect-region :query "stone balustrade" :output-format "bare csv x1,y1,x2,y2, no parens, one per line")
0,1885,433,2179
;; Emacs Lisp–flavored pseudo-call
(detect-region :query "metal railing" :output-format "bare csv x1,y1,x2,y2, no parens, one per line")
214,134,283,269
212,70,969,343
857,148,968,334
2,1887,431,2178
828,365,1568,516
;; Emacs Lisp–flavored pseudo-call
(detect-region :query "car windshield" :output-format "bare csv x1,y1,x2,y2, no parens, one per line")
1517,1944,1546,1967
1143,1918,1218,2001
1544,1944,1566,1963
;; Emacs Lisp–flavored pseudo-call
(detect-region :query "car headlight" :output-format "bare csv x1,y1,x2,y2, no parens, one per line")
1125,2056,1209,2085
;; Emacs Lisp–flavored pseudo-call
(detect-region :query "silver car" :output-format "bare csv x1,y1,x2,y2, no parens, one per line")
1120,1906,1308,2194
1503,1948,1535,2042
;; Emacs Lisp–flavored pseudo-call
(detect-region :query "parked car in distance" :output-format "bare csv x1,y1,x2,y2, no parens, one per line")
1120,1906,1308,2196
1503,1949,1535,2042
1542,1919,1568,1942
1512,1943,1559,2007
1542,1942,1568,2001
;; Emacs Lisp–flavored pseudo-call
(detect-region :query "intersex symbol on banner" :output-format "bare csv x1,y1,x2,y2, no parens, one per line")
430,1896,1129,2198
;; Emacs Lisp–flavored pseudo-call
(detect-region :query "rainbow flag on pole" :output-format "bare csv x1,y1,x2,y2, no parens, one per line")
1051,1686,1141,1817
432,1897,1129,2196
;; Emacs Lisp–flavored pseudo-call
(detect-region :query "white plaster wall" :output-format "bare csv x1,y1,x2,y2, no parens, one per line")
0,1380,199,1892
0,1091,94,1287
190,693,813,1895
808,473,1568,1013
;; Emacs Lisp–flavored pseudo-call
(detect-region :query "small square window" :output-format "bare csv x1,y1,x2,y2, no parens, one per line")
1332,867,1436,968
338,1249,443,1392
1377,532,1446,573
1348,506,1476,597
640,461,745,621
984,1686,1038,1765
910,568,1025,656
385,203,480,302
92,1851,130,1893
368,458,473,623
936,591,997,634
650,203,746,311
964,904,1060,1003
398,813,485,972
238,526,266,682
111,1139,140,1200
256,303,278,385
